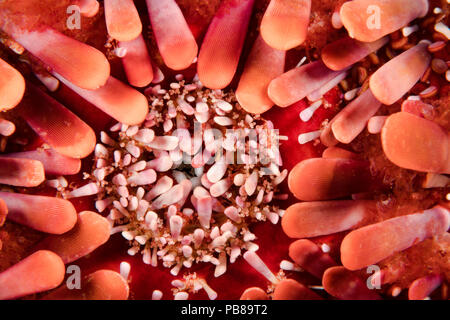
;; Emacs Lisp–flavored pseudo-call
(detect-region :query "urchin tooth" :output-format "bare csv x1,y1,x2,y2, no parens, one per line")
197,196,213,229
0,157,44,187
0,250,65,300
112,173,127,186
381,112,450,174
146,155,173,172
146,136,179,151
195,101,209,113
170,215,183,239
341,205,450,270
233,173,245,186
229,246,241,264
193,228,205,248
126,196,138,212
273,279,322,300
280,260,302,272
298,130,321,145
36,211,111,264
288,239,337,279
174,292,189,300
322,36,388,71
151,184,184,210
408,274,443,300
119,261,131,281
72,0,100,18
127,144,142,160
127,169,157,186
197,279,218,300
260,0,311,51
299,100,322,122
4,148,81,175
213,116,233,126
119,35,154,87
67,182,100,198
193,185,210,200
56,75,148,126
331,89,381,144
240,287,269,300
128,160,146,173
244,171,258,196
224,206,241,223
236,35,285,114
206,160,228,183
182,245,193,258
0,192,77,234
370,42,431,105
340,0,428,42
104,0,142,42
95,198,112,213
0,21,110,89
144,176,173,201
0,118,15,137
0,58,25,111
198,0,255,89
288,158,375,201
135,199,149,220
146,0,198,70
216,100,233,112
151,290,163,300
214,252,227,277
177,98,195,116
191,150,209,168
134,128,155,144
144,211,158,231
42,270,129,300
322,266,381,300
176,180,193,208
243,251,278,284
210,178,232,198
268,61,345,107
17,83,96,159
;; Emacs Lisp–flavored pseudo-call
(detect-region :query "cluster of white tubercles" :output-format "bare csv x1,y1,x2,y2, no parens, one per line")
84,77,287,277
171,273,218,300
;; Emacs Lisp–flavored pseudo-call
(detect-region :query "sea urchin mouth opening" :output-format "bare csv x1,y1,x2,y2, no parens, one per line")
85,76,287,277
